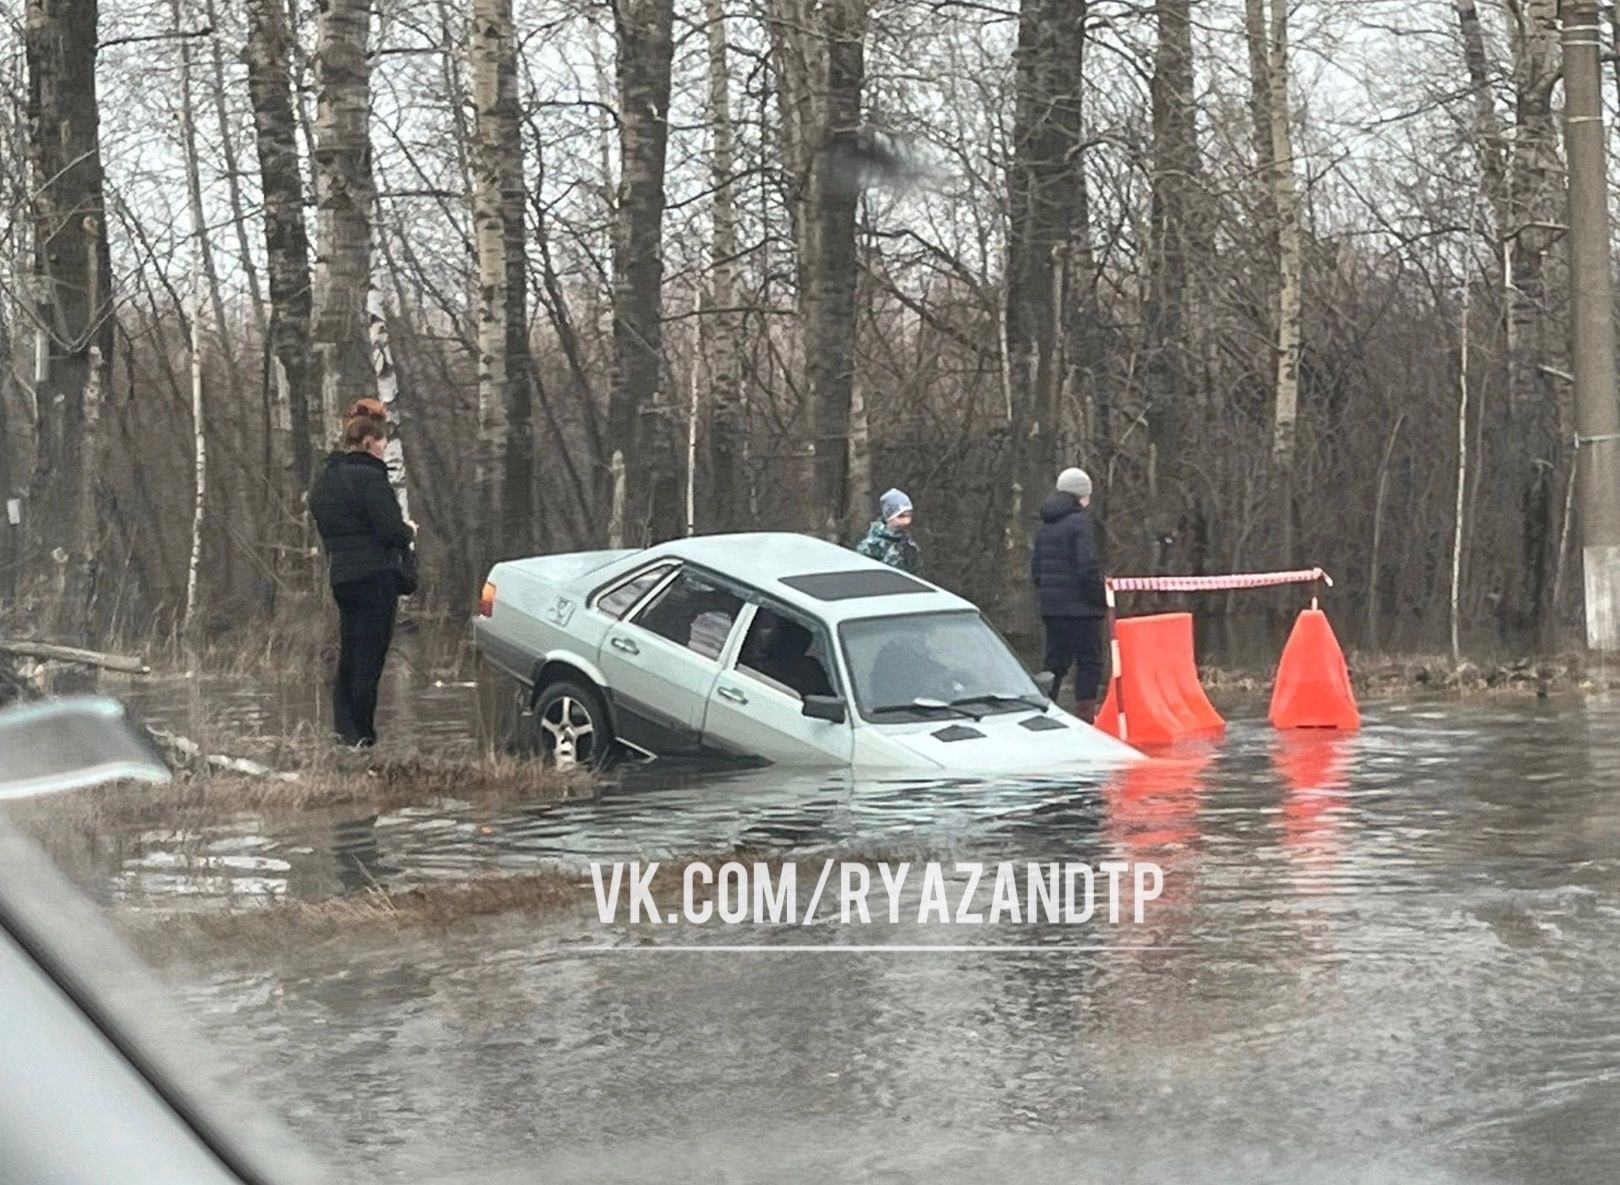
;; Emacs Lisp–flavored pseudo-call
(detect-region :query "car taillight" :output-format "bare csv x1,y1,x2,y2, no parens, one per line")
477,581,496,617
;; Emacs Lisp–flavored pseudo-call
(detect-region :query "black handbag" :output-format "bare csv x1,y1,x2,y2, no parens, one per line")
395,543,419,597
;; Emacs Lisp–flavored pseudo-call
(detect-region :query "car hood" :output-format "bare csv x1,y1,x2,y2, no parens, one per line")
872,709,1141,773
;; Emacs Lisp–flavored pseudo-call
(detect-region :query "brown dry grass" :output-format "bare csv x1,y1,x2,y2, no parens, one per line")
1199,651,1620,700
101,596,476,683
4,755,596,841
114,871,587,963
111,844,947,967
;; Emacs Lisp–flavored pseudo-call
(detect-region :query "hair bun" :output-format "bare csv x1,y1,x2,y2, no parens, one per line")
347,397,387,420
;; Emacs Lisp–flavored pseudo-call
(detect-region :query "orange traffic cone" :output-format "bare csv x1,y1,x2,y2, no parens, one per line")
1269,608,1360,730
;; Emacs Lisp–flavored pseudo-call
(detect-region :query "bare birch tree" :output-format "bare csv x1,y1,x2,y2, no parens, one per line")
607,0,677,543
765,0,870,537
24,0,113,630
1503,0,1566,646
1005,0,1085,578
471,0,532,555
311,0,375,437
702,0,747,531
246,0,316,495
1143,0,1198,555
1245,0,1303,566
805,0,866,539
173,0,212,637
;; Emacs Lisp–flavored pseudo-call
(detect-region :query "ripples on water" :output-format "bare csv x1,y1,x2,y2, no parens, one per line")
41,682,1620,1183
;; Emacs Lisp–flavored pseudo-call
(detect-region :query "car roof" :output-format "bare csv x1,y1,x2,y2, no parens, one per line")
640,532,977,624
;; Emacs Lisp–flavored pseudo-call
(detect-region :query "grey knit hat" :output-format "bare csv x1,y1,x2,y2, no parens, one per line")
1056,467,1092,499
879,488,913,522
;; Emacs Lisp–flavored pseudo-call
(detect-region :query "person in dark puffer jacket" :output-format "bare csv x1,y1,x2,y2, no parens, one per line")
308,401,415,747
1031,466,1106,722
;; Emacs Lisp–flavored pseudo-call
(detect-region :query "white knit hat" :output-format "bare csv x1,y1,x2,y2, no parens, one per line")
1056,467,1092,499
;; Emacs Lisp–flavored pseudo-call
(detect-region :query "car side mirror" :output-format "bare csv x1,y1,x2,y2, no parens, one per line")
801,694,847,724
1033,671,1056,699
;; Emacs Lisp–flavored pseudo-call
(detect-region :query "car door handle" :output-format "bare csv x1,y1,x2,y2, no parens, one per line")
717,685,748,705
610,636,639,656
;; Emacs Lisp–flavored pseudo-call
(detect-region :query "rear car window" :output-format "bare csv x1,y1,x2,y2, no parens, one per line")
632,571,745,660
595,564,675,619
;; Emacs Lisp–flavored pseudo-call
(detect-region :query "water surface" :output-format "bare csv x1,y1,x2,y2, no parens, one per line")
31,686,1620,1183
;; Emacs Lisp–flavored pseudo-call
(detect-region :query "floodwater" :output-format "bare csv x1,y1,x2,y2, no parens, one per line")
24,682,1620,1183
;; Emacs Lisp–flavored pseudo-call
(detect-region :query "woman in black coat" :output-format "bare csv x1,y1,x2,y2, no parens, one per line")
308,402,415,747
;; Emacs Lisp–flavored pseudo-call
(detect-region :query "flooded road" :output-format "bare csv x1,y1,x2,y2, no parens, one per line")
24,690,1620,1183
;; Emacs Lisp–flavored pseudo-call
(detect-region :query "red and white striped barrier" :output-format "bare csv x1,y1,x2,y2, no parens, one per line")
1107,568,1332,594
1095,567,1334,744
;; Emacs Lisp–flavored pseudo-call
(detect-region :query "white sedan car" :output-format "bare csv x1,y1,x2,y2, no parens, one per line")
473,532,1139,773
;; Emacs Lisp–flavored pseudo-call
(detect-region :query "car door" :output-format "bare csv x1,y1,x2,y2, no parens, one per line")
598,567,747,756
701,603,854,766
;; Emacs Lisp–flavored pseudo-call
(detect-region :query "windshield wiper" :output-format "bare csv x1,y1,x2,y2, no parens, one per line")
949,692,1050,714
869,697,981,721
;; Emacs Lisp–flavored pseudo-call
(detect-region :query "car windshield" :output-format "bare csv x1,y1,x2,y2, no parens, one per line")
840,611,1042,720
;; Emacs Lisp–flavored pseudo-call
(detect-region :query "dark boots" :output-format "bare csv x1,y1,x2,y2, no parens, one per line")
1045,669,1097,724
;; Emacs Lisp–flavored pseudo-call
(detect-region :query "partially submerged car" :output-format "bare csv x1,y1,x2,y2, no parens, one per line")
473,532,1141,773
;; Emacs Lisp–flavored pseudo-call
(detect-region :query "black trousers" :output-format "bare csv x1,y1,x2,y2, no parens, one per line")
333,574,398,746
1042,615,1104,702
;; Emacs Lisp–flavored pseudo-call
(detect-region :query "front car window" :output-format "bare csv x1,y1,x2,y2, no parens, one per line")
839,610,1041,720
735,606,837,701
631,570,745,660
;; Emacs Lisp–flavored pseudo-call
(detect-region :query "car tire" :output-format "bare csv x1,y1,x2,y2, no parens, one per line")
531,678,614,770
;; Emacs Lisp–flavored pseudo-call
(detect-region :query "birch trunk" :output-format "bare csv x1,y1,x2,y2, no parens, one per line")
25,0,113,632
471,0,531,556
311,0,376,438
702,0,747,531
607,0,677,543
1453,0,1509,232
685,358,699,536
1143,0,1198,549
203,0,268,341
1503,0,1565,647
1452,275,1471,664
806,0,866,540
767,0,868,530
765,0,822,315
0,298,13,605
184,242,207,644
246,0,316,493
368,287,412,526
172,0,210,641
1246,0,1302,566
1367,412,1405,649
175,0,241,612
1004,0,1084,616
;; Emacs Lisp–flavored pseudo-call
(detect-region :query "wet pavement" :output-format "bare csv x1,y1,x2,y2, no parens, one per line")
19,686,1620,1183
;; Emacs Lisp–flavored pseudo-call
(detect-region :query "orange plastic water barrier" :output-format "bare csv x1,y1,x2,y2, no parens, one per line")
1269,608,1360,730
1091,612,1224,746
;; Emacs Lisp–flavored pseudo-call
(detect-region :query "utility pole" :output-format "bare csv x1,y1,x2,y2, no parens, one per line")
1561,0,1620,650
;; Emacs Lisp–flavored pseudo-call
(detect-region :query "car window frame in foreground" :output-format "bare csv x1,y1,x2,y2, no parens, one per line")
0,817,335,1184
0,703,333,1185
